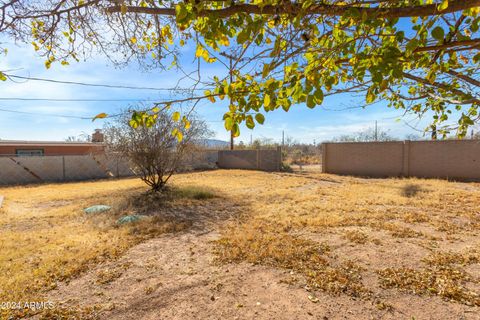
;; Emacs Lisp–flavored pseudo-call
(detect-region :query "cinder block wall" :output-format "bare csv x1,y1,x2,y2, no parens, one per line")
408,140,480,180
0,155,134,185
322,140,480,181
0,149,281,185
218,148,281,171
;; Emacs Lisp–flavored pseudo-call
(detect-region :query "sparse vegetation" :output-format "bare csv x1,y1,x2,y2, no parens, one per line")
377,266,480,306
0,177,221,319
215,222,369,298
1,170,480,318
343,230,369,244
401,183,423,198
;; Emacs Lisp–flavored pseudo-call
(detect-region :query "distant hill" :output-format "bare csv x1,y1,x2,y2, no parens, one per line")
198,139,229,149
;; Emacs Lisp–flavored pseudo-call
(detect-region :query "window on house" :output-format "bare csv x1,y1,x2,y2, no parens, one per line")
16,149,44,156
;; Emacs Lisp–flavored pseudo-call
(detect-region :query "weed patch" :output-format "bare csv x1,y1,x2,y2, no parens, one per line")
343,229,369,244
215,222,369,298
377,266,479,306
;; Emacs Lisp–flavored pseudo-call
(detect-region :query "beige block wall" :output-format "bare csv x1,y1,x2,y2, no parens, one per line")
218,150,258,170
0,157,40,185
0,155,134,185
408,140,480,180
323,140,480,181
218,149,281,171
323,142,404,177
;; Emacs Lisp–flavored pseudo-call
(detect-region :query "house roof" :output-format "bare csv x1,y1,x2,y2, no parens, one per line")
0,140,103,147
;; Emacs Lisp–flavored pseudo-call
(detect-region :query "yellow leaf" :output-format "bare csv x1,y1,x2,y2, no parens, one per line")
121,3,127,14
208,95,216,103
219,35,230,46
176,131,183,142
130,37,137,44
195,45,205,58
31,42,40,51
438,0,448,11
172,111,181,122
129,119,138,128
264,94,271,107
92,113,108,121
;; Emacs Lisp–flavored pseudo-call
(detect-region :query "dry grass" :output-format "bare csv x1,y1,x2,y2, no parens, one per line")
0,178,222,318
377,266,479,306
214,222,369,298
343,230,370,244
1,170,480,317
207,171,480,307
423,246,480,267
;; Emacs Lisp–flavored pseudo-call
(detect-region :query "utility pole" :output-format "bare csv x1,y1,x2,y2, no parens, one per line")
220,51,243,150
374,120,378,141
228,55,234,150
282,130,285,147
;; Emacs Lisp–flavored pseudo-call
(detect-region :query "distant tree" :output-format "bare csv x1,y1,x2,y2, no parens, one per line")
250,137,276,149
104,108,211,192
65,132,91,142
333,127,396,142
65,136,78,142
405,133,423,141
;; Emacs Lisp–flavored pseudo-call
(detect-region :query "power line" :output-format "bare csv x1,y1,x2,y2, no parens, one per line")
0,107,92,119
4,73,210,91
0,106,225,123
0,97,163,102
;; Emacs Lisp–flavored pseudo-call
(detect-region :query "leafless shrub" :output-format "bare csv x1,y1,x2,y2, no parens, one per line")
104,108,211,192
401,184,422,198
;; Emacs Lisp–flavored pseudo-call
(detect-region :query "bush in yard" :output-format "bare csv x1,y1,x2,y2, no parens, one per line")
104,108,211,192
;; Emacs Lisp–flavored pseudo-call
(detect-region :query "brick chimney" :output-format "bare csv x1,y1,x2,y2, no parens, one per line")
92,129,104,143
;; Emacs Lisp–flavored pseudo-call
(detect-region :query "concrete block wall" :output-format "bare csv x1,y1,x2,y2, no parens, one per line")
0,149,282,186
0,154,135,185
218,148,281,171
322,140,480,181
182,150,219,170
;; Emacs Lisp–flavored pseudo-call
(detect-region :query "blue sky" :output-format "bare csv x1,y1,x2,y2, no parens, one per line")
0,40,432,144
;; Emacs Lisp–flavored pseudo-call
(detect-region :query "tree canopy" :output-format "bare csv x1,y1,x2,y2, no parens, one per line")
1,0,479,137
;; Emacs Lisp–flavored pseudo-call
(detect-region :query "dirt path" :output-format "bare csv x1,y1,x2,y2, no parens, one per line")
43,229,477,320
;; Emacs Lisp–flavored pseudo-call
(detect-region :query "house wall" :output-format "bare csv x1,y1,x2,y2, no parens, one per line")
0,144,104,156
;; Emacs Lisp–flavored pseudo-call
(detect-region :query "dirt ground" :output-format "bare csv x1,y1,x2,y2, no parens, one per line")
2,169,479,319
44,232,478,320
35,169,480,319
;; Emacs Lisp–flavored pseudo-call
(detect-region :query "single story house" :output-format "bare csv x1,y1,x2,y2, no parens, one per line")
0,130,105,156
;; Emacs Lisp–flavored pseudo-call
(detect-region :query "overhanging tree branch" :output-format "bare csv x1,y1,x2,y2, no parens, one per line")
403,72,480,104
413,38,480,53
446,70,480,88
105,0,480,19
